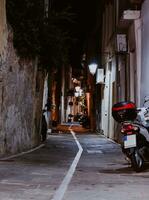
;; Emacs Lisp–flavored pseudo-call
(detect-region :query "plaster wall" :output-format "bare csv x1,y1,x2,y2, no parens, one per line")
141,0,149,105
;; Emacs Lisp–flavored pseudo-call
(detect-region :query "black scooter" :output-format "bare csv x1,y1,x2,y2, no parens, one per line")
112,99,149,172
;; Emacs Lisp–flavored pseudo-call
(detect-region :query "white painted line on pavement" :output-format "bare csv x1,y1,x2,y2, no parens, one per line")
31,172,51,176
0,144,45,161
87,150,103,154
51,128,83,200
0,180,30,186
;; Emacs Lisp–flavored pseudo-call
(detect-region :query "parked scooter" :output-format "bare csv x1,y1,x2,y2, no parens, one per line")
112,97,149,172
78,114,90,128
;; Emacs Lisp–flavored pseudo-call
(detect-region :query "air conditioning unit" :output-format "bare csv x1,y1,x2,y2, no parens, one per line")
123,10,140,20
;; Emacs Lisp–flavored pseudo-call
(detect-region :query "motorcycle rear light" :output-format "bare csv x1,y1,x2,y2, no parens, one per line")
121,123,139,134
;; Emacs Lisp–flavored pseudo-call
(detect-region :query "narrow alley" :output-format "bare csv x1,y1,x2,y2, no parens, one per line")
1,0,149,199
0,128,149,200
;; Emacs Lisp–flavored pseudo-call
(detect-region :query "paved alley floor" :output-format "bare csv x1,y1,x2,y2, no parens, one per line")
0,132,149,200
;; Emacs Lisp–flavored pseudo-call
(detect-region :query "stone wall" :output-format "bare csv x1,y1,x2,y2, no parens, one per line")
0,0,45,155
0,0,7,55
1,29,45,155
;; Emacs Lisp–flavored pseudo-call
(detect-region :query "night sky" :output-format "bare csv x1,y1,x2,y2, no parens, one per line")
52,0,101,68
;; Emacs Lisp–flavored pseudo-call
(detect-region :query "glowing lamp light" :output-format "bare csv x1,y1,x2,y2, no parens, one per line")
74,92,79,97
75,86,81,92
88,63,98,75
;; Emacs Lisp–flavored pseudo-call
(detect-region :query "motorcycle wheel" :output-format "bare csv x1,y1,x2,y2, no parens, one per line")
131,149,144,172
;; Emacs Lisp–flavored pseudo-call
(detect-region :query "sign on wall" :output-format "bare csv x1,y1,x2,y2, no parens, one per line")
116,34,127,53
96,68,104,84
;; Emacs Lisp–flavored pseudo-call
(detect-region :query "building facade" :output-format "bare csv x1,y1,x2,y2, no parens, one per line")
100,0,143,141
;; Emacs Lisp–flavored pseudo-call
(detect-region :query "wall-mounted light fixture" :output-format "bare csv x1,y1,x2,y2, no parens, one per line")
88,63,98,75
74,92,79,97
75,86,83,97
75,86,81,92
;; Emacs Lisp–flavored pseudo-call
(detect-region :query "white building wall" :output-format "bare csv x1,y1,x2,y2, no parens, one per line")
141,0,149,105
42,74,48,110
134,19,142,106
101,2,116,139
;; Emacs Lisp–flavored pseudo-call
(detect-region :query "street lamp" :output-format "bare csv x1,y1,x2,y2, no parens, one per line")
75,86,83,97
75,86,81,92
88,63,98,75
87,62,98,131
